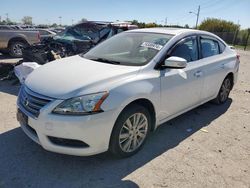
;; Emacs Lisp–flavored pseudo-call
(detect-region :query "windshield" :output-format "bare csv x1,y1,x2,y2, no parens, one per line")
55,24,112,42
56,27,94,40
83,32,173,66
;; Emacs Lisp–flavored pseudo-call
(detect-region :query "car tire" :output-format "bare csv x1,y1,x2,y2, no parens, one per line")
9,41,26,58
109,104,152,158
213,76,232,104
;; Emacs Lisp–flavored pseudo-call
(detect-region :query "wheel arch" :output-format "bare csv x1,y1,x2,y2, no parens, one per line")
114,98,157,132
8,37,28,48
108,97,157,155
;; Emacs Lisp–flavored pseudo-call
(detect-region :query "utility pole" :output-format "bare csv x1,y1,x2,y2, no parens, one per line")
244,28,250,51
5,13,9,23
233,20,240,45
165,17,168,26
58,16,62,26
195,5,200,29
189,5,200,29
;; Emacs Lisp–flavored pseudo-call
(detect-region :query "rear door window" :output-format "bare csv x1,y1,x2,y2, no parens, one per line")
200,38,220,58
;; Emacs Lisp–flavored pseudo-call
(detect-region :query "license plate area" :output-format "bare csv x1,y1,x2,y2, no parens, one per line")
17,109,28,125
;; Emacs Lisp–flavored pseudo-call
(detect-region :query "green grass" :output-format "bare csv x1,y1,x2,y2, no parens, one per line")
231,44,250,51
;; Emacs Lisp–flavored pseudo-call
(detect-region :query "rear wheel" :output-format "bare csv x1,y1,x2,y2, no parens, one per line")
109,104,151,158
213,77,232,104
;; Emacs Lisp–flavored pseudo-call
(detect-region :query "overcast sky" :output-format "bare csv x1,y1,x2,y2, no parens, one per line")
1,0,249,29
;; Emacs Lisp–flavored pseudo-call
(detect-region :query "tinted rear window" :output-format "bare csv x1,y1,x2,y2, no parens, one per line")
201,38,220,58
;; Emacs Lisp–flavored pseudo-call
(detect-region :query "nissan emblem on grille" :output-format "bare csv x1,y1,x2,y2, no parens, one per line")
19,86,53,118
25,98,29,106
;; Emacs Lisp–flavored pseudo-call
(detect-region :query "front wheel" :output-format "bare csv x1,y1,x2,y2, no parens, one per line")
109,104,151,158
9,41,26,57
213,77,232,104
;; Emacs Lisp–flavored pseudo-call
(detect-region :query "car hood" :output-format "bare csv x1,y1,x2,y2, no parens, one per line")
54,34,89,43
54,35,76,43
25,55,141,99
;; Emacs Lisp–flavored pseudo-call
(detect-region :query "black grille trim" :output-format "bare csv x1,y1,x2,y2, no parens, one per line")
24,123,38,138
48,136,89,148
18,86,54,118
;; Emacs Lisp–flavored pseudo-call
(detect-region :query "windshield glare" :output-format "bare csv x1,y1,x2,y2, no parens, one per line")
83,32,173,66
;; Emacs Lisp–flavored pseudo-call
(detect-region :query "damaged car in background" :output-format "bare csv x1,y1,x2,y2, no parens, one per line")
22,21,138,64
0,21,138,83
0,28,40,83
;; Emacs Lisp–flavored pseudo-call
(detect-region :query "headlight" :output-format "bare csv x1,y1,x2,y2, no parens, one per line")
53,92,109,115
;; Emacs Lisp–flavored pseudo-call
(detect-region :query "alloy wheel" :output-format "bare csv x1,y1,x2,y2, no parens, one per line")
119,113,148,153
12,43,23,56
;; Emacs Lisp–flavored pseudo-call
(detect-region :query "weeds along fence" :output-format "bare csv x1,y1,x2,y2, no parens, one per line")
212,29,250,50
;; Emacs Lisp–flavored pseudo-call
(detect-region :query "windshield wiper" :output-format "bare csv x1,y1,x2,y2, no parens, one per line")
89,58,121,65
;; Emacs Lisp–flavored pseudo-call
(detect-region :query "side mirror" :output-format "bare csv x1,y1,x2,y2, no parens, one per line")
163,56,187,69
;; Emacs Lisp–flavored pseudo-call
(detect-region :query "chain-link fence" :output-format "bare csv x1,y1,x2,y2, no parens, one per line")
212,29,250,50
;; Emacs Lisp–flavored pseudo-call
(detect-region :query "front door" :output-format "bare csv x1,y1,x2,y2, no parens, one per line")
159,36,205,121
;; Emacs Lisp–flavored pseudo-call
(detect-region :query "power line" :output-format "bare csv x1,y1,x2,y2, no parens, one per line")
201,0,244,15
169,0,246,28
173,14,196,27
201,0,222,9
199,0,219,7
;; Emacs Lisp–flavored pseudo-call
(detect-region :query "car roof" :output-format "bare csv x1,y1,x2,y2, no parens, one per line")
126,27,213,36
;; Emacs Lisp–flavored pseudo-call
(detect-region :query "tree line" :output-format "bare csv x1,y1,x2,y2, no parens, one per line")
131,18,249,47
0,16,248,47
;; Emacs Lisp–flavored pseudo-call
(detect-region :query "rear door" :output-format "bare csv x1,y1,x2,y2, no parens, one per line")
160,36,205,120
198,36,228,101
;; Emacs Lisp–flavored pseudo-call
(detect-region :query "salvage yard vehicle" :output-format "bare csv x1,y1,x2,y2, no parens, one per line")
0,25,15,30
21,21,138,64
0,29,40,57
37,29,56,41
17,28,240,158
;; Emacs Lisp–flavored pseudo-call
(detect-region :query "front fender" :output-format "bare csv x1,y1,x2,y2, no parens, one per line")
101,75,161,123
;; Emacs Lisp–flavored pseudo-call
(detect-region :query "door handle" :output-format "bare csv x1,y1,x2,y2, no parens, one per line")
221,64,225,69
194,71,203,78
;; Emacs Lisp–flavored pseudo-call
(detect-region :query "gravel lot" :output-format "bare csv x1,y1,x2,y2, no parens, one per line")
0,50,249,188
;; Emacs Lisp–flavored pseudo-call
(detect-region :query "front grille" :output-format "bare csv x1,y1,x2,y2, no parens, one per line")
18,86,53,118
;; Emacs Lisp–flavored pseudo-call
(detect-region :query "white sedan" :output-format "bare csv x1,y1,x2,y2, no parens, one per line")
17,28,240,158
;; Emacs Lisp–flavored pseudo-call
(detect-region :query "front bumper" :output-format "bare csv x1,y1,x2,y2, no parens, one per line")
17,99,117,156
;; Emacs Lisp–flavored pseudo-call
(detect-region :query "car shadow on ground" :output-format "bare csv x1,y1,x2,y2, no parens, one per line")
0,53,20,60
0,81,20,96
0,99,232,188
0,54,10,60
